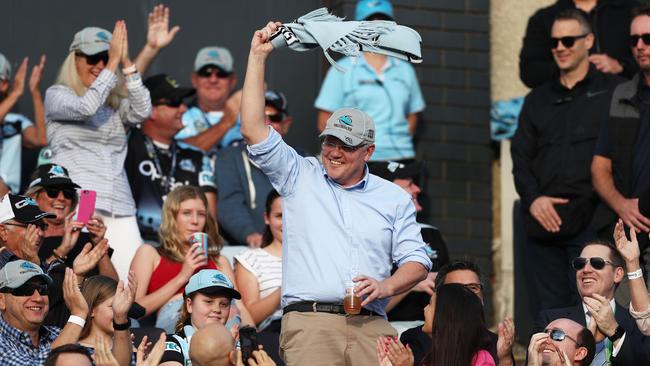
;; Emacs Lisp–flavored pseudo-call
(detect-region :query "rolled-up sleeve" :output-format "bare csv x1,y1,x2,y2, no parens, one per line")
630,302,650,335
392,199,432,270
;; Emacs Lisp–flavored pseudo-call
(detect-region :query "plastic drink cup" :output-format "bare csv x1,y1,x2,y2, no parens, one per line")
189,232,209,257
343,281,362,315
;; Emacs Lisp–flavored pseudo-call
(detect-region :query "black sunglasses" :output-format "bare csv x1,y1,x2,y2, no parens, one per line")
153,98,184,108
76,51,109,66
0,282,49,297
550,34,589,49
197,66,231,79
44,187,75,200
572,256,615,271
630,34,650,47
545,328,580,344
4,221,48,231
265,113,285,123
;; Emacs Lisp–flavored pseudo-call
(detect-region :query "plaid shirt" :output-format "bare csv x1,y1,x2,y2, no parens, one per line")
0,313,60,365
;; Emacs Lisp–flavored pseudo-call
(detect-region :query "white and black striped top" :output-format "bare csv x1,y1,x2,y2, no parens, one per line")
45,69,151,216
234,248,282,329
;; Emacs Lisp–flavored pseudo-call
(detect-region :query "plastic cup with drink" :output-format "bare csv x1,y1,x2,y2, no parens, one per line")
189,232,209,261
344,280,362,315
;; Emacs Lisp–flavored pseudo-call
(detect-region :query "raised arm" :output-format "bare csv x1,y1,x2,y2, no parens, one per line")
134,5,180,74
0,58,27,126
240,22,281,145
23,55,48,148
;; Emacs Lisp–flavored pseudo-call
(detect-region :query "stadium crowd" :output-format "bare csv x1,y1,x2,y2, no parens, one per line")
1,0,650,365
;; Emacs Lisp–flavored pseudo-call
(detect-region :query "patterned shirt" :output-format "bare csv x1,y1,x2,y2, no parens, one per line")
45,69,151,216
0,313,60,366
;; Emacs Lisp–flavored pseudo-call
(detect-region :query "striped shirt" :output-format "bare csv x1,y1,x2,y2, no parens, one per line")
45,69,151,216
234,248,282,329
0,312,60,366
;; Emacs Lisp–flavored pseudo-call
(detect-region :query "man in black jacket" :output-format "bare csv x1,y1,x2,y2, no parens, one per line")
533,240,650,365
520,0,638,88
512,10,623,322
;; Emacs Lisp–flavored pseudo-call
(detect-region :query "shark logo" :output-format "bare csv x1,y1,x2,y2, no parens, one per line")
368,0,382,7
48,165,67,178
207,50,219,58
96,31,110,41
20,261,37,270
212,272,230,286
15,197,38,209
338,115,353,126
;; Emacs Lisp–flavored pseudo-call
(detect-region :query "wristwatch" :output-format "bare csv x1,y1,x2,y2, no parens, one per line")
608,325,625,342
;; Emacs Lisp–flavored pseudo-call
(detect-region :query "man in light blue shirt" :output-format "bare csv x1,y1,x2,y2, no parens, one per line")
241,21,431,366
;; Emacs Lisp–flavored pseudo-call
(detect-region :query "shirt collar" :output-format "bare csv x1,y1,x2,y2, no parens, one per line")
582,297,616,318
321,164,370,191
359,55,394,73
0,312,56,346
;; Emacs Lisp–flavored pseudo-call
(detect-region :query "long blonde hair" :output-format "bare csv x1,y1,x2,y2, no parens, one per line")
158,185,222,263
55,52,126,110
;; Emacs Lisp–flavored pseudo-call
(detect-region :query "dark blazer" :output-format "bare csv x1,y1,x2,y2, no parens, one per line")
534,302,650,365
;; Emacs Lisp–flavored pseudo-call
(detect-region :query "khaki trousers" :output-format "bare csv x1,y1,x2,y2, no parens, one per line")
279,311,397,366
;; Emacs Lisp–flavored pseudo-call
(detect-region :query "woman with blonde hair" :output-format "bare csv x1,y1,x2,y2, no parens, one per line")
130,185,248,333
44,20,150,282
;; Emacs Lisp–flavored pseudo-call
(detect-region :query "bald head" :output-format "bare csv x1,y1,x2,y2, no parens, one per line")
189,323,235,366
542,318,594,366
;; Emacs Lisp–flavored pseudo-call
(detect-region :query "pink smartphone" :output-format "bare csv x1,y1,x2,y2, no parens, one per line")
75,190,97,224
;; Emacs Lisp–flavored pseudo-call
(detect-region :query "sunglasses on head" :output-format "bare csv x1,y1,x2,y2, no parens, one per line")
572,256,615,271
630,34,650,47
44,187,75,200
197,66,231,79
76,52,109,66
0,282,49,297
550,34,589,49
265,112,285,123
544,328,580,344
153,98,184,108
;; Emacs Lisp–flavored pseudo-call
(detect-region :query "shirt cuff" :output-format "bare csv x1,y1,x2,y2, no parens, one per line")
247,126,279,156
612,333,626,357
125,73,143,89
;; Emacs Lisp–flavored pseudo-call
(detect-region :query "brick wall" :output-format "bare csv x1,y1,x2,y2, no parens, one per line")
327,0,494,315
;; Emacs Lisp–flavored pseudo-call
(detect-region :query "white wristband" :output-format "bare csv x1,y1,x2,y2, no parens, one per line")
628,269,643,280
68,315,86,328
121,65,137,75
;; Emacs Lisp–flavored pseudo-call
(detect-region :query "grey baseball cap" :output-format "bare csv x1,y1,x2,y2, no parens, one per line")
69,27,112,55
0,53,11,80
319,107,375,146
194,46,234,73
0,260,52,290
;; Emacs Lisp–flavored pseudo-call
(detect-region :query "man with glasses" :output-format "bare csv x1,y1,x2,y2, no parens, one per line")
125,74,217,242
216,90,298,247
240,21,431,365
528,318,595,366
176,47,242,152
534,240,650,364
512,10,622,324
592,4,650,277
0,259,89,365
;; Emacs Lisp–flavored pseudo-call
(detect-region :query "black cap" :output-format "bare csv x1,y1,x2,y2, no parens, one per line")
370,161,423,181
265,90,288,115
144,74,195,104
0,193,56,224
28,164,81,189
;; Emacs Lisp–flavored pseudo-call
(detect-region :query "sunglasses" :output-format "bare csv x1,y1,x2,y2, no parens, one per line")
321,139,367,153
0,282,49,297
630,34,650,47
44,187,75,200
544,328,580,344
153,98,184,108
462,283,484,294
76,52,109,66
550,34,589,49
197,66,232,79
265,113,285,123
572,257,615,271
4,221,48,231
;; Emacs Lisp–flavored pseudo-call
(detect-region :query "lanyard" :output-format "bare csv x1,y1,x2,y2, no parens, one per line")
143,135,177,194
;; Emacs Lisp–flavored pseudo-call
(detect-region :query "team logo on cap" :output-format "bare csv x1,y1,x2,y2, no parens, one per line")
15,197,38,209
338,115,353,126
207,50,219,58
368,0,382,7
20,262,37,270
48,165,67,178
212,272,229,285
165,76,179,88
96,31,109,41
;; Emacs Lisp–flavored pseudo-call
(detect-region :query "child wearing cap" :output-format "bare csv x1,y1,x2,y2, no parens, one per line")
160,269,241,366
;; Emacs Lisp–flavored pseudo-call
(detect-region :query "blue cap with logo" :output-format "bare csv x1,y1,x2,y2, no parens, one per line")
69,27,112,55
0,260,52,290
319,107,375,146
355,0,394,21
184,269,241,299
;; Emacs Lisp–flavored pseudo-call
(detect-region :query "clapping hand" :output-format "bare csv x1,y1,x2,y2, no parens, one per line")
28,55,46,94
20,224,43,264
93,334,119,366
10,57,28,98
63,267,88,318
584,294,618,338
87,215,107,245
73,239,109,277
614,219,641,266
136,332,166,366
112,271,137,323
497,317,515,366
